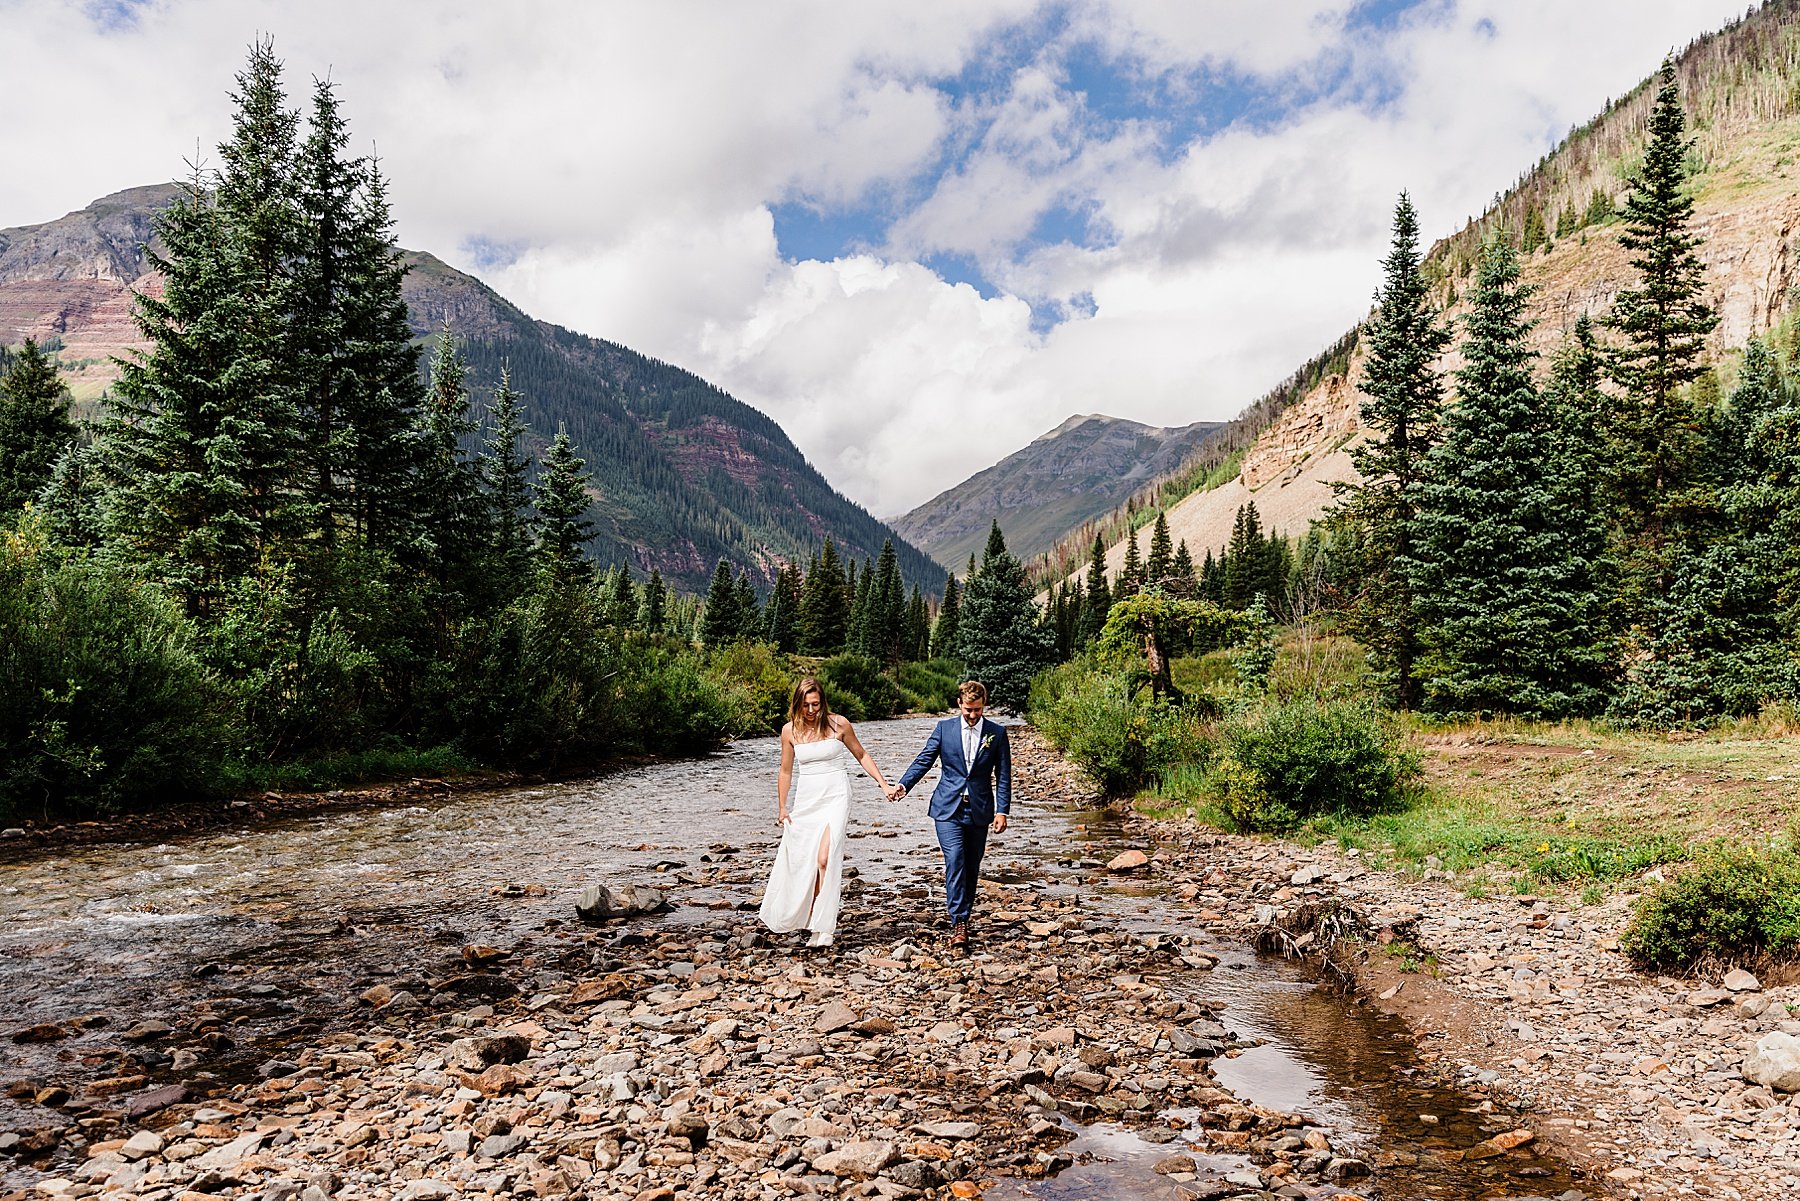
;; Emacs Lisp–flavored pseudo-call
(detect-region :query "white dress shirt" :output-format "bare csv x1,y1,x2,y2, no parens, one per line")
961,720,980,778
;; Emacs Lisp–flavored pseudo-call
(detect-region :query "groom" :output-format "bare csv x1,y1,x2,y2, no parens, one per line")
890,680,1011,950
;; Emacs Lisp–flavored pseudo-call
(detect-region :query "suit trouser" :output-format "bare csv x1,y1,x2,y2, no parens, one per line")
935,807,990,923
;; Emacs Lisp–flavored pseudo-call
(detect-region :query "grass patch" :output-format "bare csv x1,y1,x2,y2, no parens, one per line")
222,743,475,793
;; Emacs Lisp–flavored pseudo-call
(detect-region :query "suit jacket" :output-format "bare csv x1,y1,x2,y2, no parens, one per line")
899,717,1012,823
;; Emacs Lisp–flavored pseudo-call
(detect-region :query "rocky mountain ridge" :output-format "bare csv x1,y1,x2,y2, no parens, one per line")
892,413,1221,571
0,185,942,595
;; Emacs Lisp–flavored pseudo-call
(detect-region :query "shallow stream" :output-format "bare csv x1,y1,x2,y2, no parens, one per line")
0,717,1594,1198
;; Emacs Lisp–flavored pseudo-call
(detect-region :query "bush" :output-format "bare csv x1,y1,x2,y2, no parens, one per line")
0,527,232,817
1620,849,1800,970
1029,658,1210,796
706,641,794,736
818,653,902,722
896,658,962,713
1211,698,1419,832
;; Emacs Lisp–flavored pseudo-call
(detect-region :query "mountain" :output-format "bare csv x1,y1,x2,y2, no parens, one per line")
0,184,942,596
891,414,1222,571
1048,2,1800,586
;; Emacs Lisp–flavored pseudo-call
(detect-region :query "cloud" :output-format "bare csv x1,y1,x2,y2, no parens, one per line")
0,0,1756,518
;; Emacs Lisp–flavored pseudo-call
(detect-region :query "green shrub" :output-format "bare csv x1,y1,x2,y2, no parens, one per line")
897,658,962,712
1621,849,1800,969
818,653,901,722
706,641,793,736
1212,698,1419,832
0,527,232,817
1029,658,1210,796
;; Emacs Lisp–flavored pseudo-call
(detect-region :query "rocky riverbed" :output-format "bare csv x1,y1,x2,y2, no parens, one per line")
0,718,1639,1201
1064,736,1800,1201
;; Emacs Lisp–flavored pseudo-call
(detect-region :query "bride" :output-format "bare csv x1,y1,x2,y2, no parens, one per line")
758,677,895,948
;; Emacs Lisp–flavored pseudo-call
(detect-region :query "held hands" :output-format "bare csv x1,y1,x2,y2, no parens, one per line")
885,784,906,802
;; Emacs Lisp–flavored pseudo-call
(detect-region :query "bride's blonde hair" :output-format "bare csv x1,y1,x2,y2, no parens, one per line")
788,677,832,734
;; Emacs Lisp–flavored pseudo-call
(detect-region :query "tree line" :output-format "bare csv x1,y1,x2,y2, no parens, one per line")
1338,59,1799,722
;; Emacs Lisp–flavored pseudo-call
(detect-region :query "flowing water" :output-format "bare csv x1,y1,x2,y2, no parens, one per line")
0,717,1596,1198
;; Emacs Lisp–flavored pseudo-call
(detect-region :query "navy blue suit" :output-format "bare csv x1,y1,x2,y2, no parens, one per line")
899,717,1012,923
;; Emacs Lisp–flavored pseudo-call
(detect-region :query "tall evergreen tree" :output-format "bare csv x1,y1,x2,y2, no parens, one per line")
1145,511,1174,587
417,327,489,601
1223,504,1263,610
1605,57,1719,607
956,523,1055,708
1410,239,1613,718
1199,548,1223,603
603,563,638,629
932,572,961,660
798,538,849,654
1079,533,1112,643
533,425,596,580
1118,529,1144,597
905,585,931,662
481,364,534,583
865,539,904,664
1340,192,1449,708
701,559,742,648
1170,540,1197,598
640,568,669,634
765,563,801,652
102,170,275,617
733,569,761,641
0,339,77,514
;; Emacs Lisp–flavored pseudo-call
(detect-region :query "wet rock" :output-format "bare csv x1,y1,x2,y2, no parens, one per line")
1154,1152,1197,1175
120,1020,171,1042
1742,1031,1800,1092
1323,1156,1372,1181
10,1024,68,1044
444,1031,531,1071
123,1083,187,1118
811,1140,898,1178
1107,850,1149,873
575,882,669,923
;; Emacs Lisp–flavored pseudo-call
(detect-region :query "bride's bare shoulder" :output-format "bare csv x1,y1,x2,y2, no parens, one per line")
828,713,851,735
779,721,795,740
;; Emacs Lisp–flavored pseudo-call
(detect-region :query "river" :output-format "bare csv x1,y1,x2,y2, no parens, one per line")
0,717,1595,1198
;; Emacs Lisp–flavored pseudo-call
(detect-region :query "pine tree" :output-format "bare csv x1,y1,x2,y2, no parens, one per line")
1118,529,1144,597
533,425,596,580
1340,192,1449,708
905,585,931,662
701,559,740,648
482,363,534,584
932,572,961,660
1199,548,1223,603
956,523,1055,708
765,563,801,652
1145,511,1174,588
1606,57,1719,608
733,569,761,641
639,568,669,634
1079,533,1112,643
848,559,875,658
416,327,489,602
1410,238,1613,718
866,539,904,665
1170,540,1196,598
1223,503,1267,610
0,339,77,513
603,563,638,628
798,538,849,654
101,170,275,616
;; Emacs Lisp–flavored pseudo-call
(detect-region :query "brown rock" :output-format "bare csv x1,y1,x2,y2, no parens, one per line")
1107,850,1149,873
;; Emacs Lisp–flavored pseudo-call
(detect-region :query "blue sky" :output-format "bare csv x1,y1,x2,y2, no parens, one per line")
0,0,1756,515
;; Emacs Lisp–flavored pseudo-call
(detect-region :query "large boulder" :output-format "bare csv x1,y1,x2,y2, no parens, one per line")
1743,1031,1800,1093
444,1031,531,1072
575,882,669,923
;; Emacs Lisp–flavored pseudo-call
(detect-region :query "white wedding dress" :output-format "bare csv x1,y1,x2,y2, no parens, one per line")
758,735,851,944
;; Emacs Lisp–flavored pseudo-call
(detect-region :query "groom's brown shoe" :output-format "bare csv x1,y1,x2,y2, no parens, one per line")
948,920,969,950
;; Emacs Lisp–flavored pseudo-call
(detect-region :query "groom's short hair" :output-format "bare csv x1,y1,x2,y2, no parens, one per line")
958,680,987,703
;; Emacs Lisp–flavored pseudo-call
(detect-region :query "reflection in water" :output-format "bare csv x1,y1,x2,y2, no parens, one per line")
1,717,1589,1199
